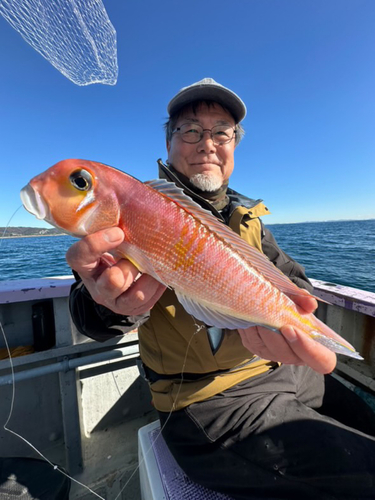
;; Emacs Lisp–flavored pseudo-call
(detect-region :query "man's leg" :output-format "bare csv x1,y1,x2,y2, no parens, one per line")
159,365,375,500
319,374,375,436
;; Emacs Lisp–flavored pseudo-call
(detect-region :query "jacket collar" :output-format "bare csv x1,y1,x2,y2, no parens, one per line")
157,159,265,221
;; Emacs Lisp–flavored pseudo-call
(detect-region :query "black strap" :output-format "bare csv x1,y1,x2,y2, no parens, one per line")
137,358,263,384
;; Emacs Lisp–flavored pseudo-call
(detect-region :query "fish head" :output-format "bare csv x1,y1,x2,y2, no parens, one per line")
20,159,120,236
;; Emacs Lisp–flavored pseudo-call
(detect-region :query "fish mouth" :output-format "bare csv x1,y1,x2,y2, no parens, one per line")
20,184,50,221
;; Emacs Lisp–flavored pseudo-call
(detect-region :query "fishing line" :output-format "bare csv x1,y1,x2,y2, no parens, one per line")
1,207,104,495
113,322,204,500
0,320,106,499
0,307,204,499
0,205,23,241
0,206,106,497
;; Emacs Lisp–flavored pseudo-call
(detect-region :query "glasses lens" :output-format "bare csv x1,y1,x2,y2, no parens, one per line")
178,123,203,143
211,125,235,144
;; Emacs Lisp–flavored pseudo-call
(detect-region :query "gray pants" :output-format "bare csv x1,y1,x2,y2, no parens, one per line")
158,365,375,500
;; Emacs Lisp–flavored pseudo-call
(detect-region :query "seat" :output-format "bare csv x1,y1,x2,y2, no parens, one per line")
138,420,231,500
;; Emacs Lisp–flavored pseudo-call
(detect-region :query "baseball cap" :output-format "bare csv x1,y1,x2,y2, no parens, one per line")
167,77,247,123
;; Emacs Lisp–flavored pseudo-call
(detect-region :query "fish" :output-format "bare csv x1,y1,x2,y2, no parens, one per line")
20,158,363,360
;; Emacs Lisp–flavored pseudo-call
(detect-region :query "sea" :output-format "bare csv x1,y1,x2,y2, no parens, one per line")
0,219,374,293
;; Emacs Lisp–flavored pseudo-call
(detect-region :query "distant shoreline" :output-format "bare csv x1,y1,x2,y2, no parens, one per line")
266,218,375,226
1,218,373,238
0,233,67,240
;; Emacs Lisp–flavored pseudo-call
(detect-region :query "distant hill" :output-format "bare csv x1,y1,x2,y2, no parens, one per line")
0,227,65,238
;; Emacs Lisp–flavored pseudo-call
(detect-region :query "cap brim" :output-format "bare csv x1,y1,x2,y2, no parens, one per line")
167,84,246,123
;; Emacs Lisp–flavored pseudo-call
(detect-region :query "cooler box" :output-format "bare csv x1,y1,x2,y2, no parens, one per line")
138,420,231,500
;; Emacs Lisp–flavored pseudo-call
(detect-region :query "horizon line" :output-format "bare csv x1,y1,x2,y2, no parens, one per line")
1,217,375,229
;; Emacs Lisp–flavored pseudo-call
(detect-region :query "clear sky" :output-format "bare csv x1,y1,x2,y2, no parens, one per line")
0,0,374,228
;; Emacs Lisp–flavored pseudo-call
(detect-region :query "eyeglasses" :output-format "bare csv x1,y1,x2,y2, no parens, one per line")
172,123,236,145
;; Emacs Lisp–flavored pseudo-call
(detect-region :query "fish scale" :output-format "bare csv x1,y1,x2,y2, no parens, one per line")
119,190,323,330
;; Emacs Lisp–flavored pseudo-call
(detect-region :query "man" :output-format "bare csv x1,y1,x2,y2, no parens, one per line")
67,78,375,500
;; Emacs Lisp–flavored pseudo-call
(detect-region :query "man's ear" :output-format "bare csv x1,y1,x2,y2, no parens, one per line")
166,139,171,153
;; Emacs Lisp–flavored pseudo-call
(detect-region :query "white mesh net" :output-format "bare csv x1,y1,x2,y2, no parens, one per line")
0,0,118,86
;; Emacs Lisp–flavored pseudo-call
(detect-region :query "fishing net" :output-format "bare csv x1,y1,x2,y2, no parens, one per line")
0,0,118,86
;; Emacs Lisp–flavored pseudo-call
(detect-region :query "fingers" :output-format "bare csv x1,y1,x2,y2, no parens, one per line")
88,258,141,306
66,228,125,278
280,326,337,374
114,273,167,315
93,267,166,315
289,293,318,315
238,325,337,374
77,258,166,315
66,228,166,316
239,326,302,365
237,326,271,359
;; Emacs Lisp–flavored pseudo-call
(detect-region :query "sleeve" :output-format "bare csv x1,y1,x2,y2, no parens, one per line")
260,225,314,293
69,276,150,342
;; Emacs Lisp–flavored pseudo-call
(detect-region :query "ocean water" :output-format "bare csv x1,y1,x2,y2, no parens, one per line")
0,235,77,281
266,219,375,293
0,220,374,293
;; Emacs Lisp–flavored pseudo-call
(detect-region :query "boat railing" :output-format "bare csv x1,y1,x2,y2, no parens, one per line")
0,276,155,483
311,278,375,393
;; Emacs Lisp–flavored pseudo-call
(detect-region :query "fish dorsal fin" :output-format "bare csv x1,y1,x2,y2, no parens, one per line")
145,179,310,299
145,179,218,218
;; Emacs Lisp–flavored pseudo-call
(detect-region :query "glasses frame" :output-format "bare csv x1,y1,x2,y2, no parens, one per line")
172,123,237,145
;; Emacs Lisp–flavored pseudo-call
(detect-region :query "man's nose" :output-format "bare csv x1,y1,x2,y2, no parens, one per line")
197,130,216,153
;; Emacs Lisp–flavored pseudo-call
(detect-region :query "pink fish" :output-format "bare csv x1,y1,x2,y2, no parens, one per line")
20,159,363,360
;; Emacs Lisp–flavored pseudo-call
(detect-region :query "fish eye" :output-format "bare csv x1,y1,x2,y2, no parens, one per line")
69,169,93,191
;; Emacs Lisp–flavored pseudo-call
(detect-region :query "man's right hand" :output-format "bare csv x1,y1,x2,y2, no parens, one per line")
66,227,166,316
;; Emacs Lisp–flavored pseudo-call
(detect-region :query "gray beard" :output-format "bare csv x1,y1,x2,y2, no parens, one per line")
189,173,223,192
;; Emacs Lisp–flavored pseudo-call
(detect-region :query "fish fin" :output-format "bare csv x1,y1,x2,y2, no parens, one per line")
175,290,257,329
311,332,364,360
285,291,332,307
113,242,168,286
146,179,318,301
309,315,363,359
145,179,217,218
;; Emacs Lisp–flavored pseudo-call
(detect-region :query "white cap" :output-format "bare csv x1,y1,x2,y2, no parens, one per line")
167,77,247,123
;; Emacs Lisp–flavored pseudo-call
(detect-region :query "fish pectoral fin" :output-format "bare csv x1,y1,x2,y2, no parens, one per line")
114,243,168,286
175,291,257,330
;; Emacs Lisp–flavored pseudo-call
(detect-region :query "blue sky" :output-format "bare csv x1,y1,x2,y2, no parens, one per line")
0,0,374,228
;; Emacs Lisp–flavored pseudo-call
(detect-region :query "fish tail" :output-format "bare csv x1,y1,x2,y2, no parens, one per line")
309,315,363,360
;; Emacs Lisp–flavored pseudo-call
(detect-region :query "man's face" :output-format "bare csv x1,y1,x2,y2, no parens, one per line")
166,103,236,191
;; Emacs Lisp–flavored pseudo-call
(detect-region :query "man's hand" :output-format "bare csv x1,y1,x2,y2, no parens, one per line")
66,227,166,316
238,294,337,374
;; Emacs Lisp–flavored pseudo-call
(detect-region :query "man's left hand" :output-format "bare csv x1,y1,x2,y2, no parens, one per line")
238,294,337,374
